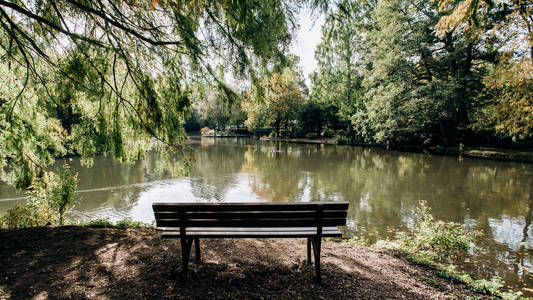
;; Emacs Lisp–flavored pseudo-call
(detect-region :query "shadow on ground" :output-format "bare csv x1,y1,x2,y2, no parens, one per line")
0,227,478,299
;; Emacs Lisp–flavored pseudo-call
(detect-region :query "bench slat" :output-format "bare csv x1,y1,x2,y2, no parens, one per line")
157,226,341,232
160,228,342,238
156,218,347,228
153,202,348,212
154,211,348,220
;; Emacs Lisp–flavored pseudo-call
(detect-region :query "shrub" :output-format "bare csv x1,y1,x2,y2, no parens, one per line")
395,201,477,261
305,132,318,139
384,202,526,298
323,128,335,138
337,136,351,145
0,204,32,229
115,217,145,228
84,218,115,228
336,129,346,137
81,218,152,229
0,166,78,229
51,166,78,225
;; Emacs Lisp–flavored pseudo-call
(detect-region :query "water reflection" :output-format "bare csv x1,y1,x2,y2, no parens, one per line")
0,138,532,292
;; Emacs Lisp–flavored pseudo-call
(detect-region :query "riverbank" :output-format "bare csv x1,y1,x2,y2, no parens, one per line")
260,136,533,163
0,226,483,299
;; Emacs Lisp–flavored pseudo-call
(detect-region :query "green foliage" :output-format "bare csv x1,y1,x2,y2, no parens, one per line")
387,201,524,298
305,133,318,139
296,101,325,135
80,218,152,229
0,166,78,228
312,0,533,147
114,218,147,229
395,201,477,261
336,129,346,137
242,66,306,137
311,0,369,124
343,235,371,246
337,136,353,145
478,58,533,140
50,166,79,225
83,219,115,228
190,80,245,133
323,128,335,138
419,276,440,288
0,204,32,229
472,277,504,295
355,0,491,146
0,0,318,195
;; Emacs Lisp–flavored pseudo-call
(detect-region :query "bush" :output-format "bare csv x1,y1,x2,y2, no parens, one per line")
337,136,352,145
385,202,526,298
0,166,78,229
323,128,335,138
336,129,346,137
51,165,78,225
81,218,152,229
395,201,477,261
305,132,318,139
0,204,32,229
84,218,115,228
115,218,145,228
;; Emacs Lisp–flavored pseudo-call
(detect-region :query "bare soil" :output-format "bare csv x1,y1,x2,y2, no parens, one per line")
0,226,484,299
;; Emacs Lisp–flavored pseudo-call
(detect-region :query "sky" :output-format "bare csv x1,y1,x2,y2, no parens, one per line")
290,10,325,87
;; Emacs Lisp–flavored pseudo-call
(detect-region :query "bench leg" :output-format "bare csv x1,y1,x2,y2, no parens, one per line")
311,237,322,283
194,238,201,262
181,237,193,279
307,238,312,264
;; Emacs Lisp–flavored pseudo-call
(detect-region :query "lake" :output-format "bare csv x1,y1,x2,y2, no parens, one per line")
1,137,532,294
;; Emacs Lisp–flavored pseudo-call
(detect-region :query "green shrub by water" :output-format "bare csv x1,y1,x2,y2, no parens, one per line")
395,201,477,262
0,165,79,229
382,201,525,299
80,218,153,229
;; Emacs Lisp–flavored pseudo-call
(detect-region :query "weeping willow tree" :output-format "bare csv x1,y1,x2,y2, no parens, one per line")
0,0,325,191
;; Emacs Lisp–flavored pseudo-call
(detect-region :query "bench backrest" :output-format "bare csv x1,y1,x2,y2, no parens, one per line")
153,202,349,228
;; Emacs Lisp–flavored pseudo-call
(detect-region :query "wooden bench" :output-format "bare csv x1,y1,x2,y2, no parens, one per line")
152,202,349,282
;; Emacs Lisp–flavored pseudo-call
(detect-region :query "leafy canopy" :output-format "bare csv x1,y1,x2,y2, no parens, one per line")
0,0,324,189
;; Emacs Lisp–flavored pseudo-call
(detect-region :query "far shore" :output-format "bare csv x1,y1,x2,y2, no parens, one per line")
193,134,533,163
0,226,483,299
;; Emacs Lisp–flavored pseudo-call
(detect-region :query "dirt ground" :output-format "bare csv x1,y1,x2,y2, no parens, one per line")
0,226,484,299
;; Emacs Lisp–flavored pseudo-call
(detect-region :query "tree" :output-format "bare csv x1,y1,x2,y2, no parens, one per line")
242,67,306,136
191,83,244,133
436,0,532,63
351,0,494,146
311,0,375,130
436,0,533,140
480,57,533,140
296,101,324,136
0,0,324,190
